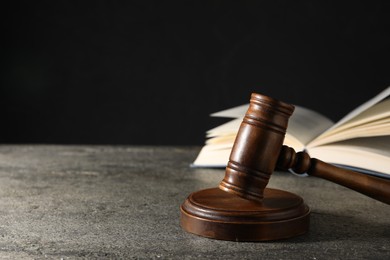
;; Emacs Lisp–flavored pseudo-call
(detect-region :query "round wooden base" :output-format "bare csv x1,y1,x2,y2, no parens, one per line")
180,187,310,241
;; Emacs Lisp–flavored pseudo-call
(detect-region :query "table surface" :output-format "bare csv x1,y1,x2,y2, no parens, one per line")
0,145,388,259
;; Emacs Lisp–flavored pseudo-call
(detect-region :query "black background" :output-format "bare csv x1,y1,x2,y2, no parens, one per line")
2,1,389,145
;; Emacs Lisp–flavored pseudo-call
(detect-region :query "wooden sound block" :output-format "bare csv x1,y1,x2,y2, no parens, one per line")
180,187,310,241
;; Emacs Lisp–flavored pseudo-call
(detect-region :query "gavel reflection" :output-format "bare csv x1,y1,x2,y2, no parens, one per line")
181,93,390,242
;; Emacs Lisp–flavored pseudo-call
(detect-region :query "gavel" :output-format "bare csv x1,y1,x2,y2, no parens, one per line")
181,92,390,241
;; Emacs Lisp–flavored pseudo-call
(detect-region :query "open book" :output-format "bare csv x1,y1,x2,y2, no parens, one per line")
192,87,390,178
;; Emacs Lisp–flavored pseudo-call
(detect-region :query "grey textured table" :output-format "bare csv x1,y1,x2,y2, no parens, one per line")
0,146,388,259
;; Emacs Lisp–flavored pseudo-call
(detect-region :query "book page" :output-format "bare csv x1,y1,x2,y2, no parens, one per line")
192,104,334,167
193,87,390,170
308,96,390,147
315,87,390,136
206,118,241,138
307,136,390,176
191,143,232,167
307,118,390,147
287,106,334,147
326,98,390,135
209,104,334,147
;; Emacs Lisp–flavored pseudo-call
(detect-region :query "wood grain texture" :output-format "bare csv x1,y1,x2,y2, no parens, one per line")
181,91,389,242
277,145,390,204
181,188,309,241
181,93,309,241
219,93,295,202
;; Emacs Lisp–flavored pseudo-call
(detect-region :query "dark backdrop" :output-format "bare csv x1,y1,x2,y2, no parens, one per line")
2,1,389,145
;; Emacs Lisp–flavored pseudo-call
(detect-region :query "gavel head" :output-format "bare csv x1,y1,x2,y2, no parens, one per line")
219,93,295,202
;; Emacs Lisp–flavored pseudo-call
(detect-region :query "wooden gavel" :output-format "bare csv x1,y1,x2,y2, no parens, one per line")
220,93,390,205
181,92,390,242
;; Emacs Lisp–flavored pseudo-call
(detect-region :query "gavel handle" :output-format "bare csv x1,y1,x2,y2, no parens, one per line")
277,145,390,205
